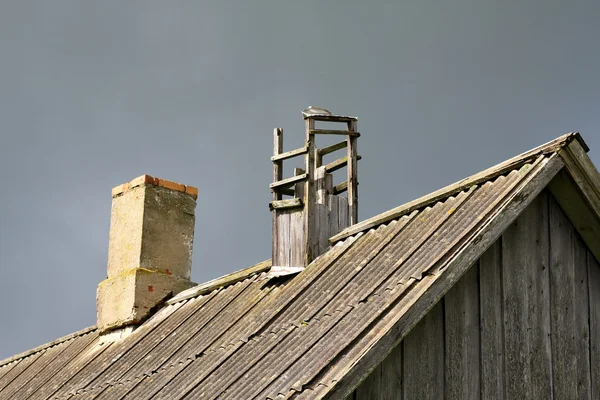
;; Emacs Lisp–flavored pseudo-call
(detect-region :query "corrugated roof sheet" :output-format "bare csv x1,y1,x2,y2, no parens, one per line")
0,133,585,400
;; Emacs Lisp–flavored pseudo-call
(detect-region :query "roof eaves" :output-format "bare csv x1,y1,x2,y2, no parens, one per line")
167,259,272,305
330,132,584,243
0,325,96,368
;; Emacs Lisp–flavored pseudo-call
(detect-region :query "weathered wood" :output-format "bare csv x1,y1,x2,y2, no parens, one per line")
328,195,339,243
269,173,308,189
275,210,291,266
304,118,316,265
289,208,305,267
444,264,480,399
379,342,402,400
331,133,581,243
324,155,362,174
318,140,347,157
309,129,359,136
355,364,381,399
547,168,600,263
347,120,358,225
315,167,327,205
333,181,348,195
525,192,553,399
269,198,303,211
588,250,600,397
549,195,577,398
304,114,357,122
338,195,349,232
574,234,592,399
270,146,308,162
323,155,565,399
294,168,305,199
559,139,600,218
478,240,505,399
402,302,444,399
273,128,283,202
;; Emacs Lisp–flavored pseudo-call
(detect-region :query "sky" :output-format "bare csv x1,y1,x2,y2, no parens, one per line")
0,0,599,360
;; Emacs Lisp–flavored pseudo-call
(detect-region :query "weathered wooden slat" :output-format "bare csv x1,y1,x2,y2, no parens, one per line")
479,240,505,399
289,208,305,267
304,118,316,265
380,342,402,400
322,155,565,399
547,169,600,264
269,173,308,189
318,140,347,157
304,114,357,122
331,132,582,243
549,195,578,398
328,195,339,243
324,155,362,174
559,139,600,218
355,364,381,399
338,195,349,232
270,146,308,162
574,234,592,399
588,250,600,397
309,129,359,136
272,128,283,202
525,192,553,399
276,210,291,266
444,264,480,399
269,198,303,211
402,302,444,399
347,119,358,225
333,181,348,195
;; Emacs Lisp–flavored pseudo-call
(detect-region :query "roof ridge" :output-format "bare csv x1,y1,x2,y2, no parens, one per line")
0,325,97,368
330,132,583,242
167,259,272,305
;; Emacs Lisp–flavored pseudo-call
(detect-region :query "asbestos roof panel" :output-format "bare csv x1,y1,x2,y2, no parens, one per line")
0,133,584,400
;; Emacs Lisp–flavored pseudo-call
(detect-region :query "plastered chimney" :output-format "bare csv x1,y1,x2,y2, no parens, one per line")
97,174,197,333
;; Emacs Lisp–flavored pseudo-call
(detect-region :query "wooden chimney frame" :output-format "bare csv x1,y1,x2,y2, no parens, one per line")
270,111,360,268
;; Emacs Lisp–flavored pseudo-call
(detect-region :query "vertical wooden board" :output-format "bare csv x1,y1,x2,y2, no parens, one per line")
355,364,382,400
339,195,349,231
402,301,444,400
275,210,290,266
501,207,532,399
314,203,328,258
574,235,591,399
588,250,600,398
328,195,339,239
380,343,402,400
479,240,505,399
525,192,553,399
549,196,577,398
444,263,480,400
289,209,304,267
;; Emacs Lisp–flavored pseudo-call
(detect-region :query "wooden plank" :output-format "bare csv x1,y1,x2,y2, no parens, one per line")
309,129,359,136
276,210,291,266
348,119,358,225
588,250,600,397
574,234,592,399
272,128,283,201
444,264,480,399
333,180,348,195
549,195,577,398
318,140,347,157
547,169,600,263
338,195,349,232
289,209,305,267
478,240,505,399
402,302,444,399
305,114,357,122
331,132,582,243
328,194,339,241
269,198,303,211
322,155,565,399
315,167,327,205
271,146,308,162
355,364,381,399
324,155,362,174
305,118,316,265
525,191,553,399
269,173,308,190
380,343,402,400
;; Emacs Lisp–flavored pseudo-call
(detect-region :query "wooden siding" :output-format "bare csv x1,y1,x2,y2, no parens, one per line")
350,190,600,399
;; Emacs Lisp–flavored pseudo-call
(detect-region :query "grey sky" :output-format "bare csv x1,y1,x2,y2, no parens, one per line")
0,0,599,359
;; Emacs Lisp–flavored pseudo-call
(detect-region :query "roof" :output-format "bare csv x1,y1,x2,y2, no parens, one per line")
1,132,599,400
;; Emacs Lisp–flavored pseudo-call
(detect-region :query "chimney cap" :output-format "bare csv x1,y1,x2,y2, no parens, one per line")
111,174,198,199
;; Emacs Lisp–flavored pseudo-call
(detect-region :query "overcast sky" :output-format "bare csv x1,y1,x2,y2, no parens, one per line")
1,0,599,360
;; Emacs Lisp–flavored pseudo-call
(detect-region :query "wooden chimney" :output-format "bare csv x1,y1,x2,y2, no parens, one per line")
270,107,359,269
